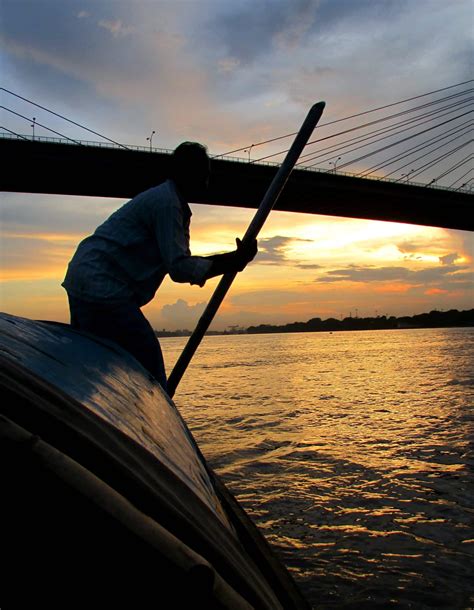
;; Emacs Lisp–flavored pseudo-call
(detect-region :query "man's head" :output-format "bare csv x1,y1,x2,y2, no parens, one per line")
170,142,210,200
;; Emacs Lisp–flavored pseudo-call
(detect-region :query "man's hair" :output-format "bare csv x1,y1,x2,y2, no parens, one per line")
170,142,209,183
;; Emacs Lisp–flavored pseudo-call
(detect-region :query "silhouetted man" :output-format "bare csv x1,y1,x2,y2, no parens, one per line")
62,142,257,392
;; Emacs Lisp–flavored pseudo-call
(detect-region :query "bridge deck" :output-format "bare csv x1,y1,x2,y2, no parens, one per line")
2,138,472,231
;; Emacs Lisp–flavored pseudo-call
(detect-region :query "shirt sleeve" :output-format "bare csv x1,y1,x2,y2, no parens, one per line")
154,192,212,287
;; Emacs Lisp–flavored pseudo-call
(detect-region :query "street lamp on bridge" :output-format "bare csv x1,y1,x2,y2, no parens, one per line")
243,144,254,162
329,156,341,173
146,130,156,151
31,117,36,140
401,169,415,183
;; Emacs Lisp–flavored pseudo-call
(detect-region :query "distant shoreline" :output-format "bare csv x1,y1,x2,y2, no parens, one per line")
155,308,474,338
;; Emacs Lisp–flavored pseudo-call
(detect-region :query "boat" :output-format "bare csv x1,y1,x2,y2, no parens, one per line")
0,311,310,609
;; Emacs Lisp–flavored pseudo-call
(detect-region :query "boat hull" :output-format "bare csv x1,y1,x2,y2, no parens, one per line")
0,312,309,609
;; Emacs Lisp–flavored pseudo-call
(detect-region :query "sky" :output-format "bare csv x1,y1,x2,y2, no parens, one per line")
0,0,473,331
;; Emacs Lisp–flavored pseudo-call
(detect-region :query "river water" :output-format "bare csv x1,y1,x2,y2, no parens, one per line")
161,328,474,609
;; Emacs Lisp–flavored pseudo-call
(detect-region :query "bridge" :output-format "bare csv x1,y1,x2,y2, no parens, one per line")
1,135,472,231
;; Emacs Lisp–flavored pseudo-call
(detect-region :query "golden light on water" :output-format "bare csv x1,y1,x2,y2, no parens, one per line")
160,326,473,606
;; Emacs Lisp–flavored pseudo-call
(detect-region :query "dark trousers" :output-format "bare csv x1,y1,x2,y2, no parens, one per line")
68,296,168,392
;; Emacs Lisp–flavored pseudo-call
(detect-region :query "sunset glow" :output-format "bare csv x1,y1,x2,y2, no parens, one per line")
1,1,472,329
2,194,471,330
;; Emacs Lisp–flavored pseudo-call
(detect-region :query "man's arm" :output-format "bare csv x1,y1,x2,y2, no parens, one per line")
154,184,257,285
154,189,214,286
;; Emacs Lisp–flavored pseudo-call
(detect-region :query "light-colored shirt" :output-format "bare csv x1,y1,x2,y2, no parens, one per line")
62,180,212,306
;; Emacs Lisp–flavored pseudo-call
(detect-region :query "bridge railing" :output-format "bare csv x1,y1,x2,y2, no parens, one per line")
0,132,173,155
212,149,467,193
1,132,470,194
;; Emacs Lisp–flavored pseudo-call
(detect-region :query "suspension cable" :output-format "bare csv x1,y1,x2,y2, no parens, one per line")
0,106,85,145
0,125,29,140
253,89,473,163
358,119,473,177
213,79,473,158
401,142,472,181
329,110,472,172
429,153,473,182
378,129,472,180
299,97,473,168
0,87,131,149
448,168,473,188
298,95,472,163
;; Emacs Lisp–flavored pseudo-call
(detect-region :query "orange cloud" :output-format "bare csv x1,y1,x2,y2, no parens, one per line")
374,283,412,293
4,232,79,242
424,288,449,295
0,269,63,282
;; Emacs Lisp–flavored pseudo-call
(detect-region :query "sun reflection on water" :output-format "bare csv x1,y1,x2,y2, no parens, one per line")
162,328,474,609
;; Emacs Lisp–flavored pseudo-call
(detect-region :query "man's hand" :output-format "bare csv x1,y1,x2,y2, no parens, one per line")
235,237,258,271
205,237,258,279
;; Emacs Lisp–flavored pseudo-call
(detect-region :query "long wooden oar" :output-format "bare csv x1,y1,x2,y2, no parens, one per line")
167,101,326,398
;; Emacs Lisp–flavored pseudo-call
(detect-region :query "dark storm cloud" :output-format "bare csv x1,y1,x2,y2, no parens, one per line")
316,264,470,284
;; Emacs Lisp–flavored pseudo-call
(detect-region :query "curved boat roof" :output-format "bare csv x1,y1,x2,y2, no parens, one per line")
0,312,309,609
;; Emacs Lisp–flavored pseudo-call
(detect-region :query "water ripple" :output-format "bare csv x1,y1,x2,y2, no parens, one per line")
163,328,474,609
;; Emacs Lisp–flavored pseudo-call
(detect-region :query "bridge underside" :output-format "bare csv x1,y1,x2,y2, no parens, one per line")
2,139,472,231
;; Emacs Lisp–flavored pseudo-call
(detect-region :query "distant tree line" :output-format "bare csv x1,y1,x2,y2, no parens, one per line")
155,328,245,338
155,309,474,337
246,309,474,335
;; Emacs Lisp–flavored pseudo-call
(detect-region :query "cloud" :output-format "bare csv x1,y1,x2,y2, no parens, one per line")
2,0,471,158
235,0,471,120
0,192,123,235
396,238,433,255
0,233,72,280
439,253,460,265
1,0,473,326
0,1,149,116
208,0,406,69
217,58,241,74
160,298,206,329
395,235,470,265
98,19,135,38
256,235,313,264
208,0,320,66
0,193,126,280
425,288,449,296
316,263,469,285
296,263,323,269
256,235,293,263
231,289,309,307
